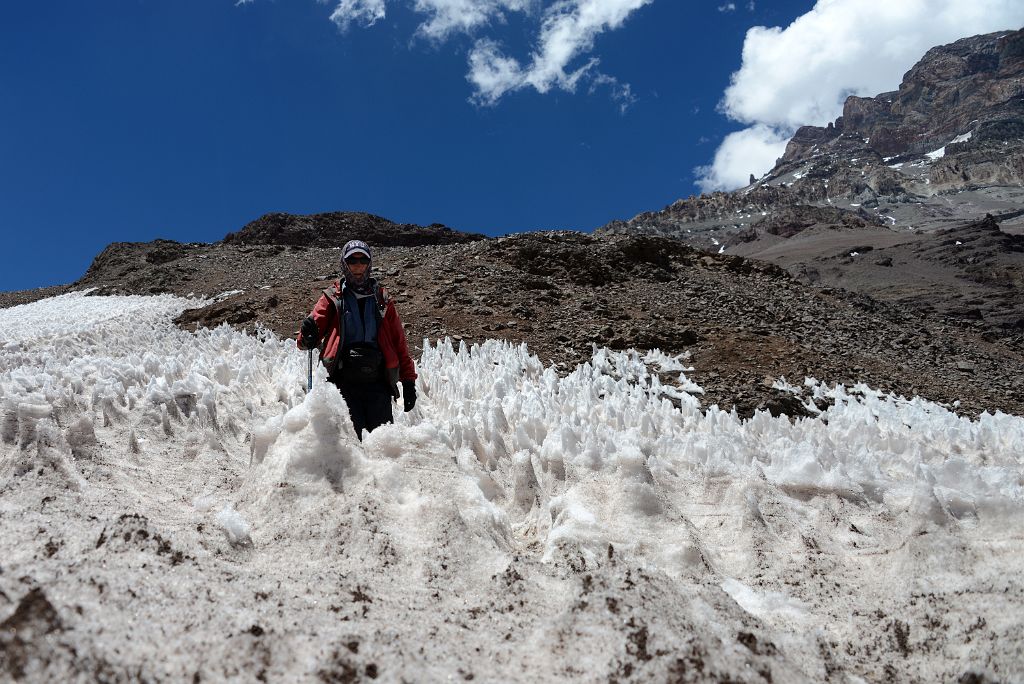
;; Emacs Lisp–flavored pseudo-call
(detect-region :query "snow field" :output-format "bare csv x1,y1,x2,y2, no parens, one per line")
1,292,1022,682
410,338,1023,569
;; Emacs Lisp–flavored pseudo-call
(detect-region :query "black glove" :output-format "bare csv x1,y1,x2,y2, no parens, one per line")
402,380,417,412
299,317,320,350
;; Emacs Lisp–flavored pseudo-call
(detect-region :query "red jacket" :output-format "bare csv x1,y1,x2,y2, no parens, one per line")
297,280,417,383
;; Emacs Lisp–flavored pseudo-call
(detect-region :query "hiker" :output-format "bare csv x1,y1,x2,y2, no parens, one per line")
296,240,417,439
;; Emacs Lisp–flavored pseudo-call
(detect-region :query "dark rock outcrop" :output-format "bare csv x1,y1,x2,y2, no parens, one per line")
752,205,885,239
222,211,485,248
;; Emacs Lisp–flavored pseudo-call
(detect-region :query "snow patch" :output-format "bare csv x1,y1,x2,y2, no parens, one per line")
213,289,244,302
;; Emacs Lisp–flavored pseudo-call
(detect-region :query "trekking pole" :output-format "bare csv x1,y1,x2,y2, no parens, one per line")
307,349,313,391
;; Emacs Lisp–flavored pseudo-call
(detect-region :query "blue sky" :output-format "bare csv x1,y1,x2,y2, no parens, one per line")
3,0,1020,291
0,0,811,290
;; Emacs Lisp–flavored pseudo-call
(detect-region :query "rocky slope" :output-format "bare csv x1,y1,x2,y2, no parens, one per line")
597,29,1024,338
8,225,1018,421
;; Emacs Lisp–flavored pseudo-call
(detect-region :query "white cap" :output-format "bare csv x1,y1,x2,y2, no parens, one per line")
342,239,371,261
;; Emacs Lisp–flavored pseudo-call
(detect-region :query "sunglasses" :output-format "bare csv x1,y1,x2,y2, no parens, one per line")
345,256,370,265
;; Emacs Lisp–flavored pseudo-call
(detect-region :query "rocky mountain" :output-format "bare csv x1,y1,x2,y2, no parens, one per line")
2,31,1023,420
598,29,1024,336
783,30,1024,168
601,29,1024,236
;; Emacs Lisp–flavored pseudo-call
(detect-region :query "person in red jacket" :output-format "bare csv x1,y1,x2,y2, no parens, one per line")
296,240,417,439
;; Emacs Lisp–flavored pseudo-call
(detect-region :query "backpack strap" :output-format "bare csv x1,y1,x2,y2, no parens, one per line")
320,284,345,376
374,284,398,392
374,284,390,320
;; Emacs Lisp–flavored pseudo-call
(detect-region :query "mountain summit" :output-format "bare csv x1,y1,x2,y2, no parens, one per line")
780,29,1024,191
599,28,1024,336
601,29,1024,238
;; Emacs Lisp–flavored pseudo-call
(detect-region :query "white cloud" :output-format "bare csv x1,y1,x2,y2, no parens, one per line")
411,0,535,42
698,0,1024,191
589,73,637,114
313,0,650,107
717,3,736,12
324,0,387,30
467,39,530,101
694,124,789,193
467,0,653,105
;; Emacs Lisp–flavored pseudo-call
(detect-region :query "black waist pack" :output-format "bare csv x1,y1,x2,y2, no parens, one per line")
338,345,384,384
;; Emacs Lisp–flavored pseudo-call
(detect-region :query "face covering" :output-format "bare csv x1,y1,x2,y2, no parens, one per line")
340,240,373,295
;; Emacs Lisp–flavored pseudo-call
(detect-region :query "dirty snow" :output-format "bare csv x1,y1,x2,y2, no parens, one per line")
922,133,972,162
1,292,1022,682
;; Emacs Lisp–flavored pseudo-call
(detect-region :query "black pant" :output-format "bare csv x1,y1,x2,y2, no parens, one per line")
335,380,393,440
